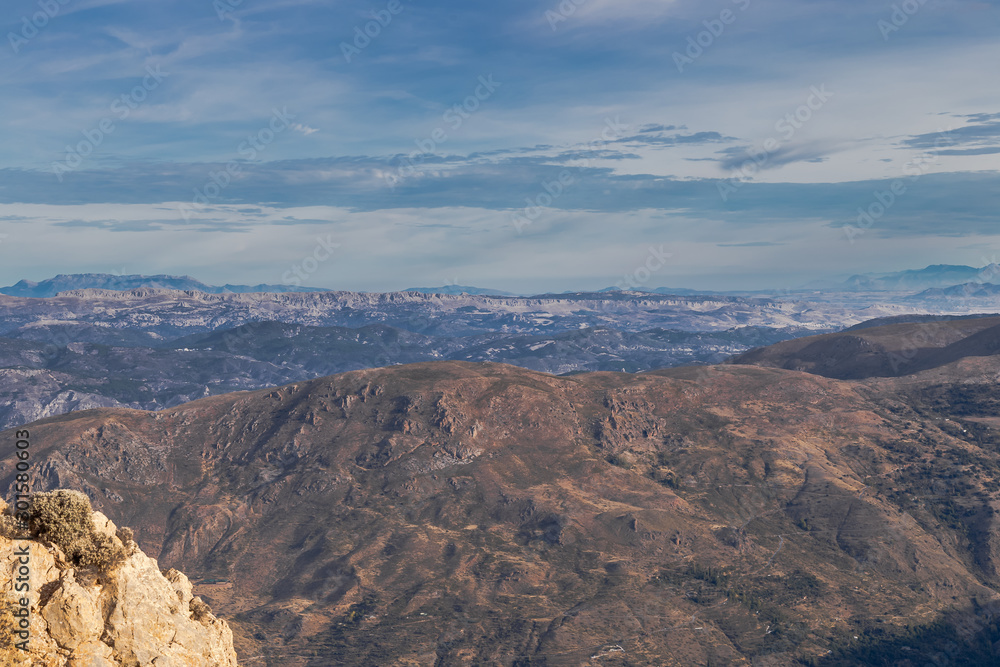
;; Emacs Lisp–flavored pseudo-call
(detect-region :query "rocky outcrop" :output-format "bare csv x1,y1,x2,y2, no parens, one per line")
0,509,238,666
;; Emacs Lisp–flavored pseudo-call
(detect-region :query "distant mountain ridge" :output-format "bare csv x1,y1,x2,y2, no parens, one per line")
730,312,1000,379
7,266,1000,299
402,285,517,296
907,282,1000,299
0,320,813,429
843,312,1000,331
0,273,332,297
841,263,1000,291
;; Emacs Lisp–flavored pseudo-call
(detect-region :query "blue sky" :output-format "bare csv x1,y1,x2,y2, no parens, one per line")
1,0,999,292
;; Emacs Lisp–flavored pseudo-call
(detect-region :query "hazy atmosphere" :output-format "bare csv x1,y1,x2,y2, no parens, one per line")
3,0,999,292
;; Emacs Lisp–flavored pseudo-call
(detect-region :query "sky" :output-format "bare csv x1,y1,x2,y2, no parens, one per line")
1,0,999,293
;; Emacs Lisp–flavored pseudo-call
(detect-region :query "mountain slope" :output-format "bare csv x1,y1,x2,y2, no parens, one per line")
0,323,810,430
907,282,1000,299
729,314,1000,379
841,263,1000,291
5,362,1000,664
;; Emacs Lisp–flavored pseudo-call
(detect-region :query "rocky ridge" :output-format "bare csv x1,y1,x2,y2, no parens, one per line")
0,504,238,666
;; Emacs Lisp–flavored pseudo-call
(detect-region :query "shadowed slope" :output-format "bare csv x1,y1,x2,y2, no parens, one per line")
729,314,1000,379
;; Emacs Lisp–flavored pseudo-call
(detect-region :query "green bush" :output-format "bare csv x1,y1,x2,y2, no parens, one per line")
28,490,127,571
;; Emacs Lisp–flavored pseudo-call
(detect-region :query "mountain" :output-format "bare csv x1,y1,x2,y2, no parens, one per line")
403,285,518,296
907,282,1000,300
729,313,1000,380
0,288,872,342
840,263,1000,292
1,283,993,433
8,266,1000,301
0,322,811,430
7,361,1000,664
0,273,331,297
841,312,1000,331
167,322,808,375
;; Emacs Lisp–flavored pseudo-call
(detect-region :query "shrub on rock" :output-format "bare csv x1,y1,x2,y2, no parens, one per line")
28,489,126,570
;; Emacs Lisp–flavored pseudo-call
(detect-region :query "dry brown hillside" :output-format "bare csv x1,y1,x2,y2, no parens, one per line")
4,360,1000,665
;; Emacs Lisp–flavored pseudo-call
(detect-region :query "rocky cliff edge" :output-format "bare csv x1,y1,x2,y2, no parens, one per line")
0,503,238,666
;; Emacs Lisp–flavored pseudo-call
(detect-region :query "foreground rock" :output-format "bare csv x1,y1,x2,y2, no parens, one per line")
0,508,238,666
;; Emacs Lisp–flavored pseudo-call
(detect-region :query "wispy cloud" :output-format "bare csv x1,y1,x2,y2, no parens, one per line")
718,142,837,171
903,113,1000,151
2,0,1000,290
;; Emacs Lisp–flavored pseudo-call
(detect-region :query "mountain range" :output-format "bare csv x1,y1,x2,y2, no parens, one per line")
0,319,810,430
10,273,1000,663
403,285,519,296
6,265,1000,300
0,284,889,432
0,286,915,344
9,315,1000,663
0,273,333,298
838,263,1000,292
7,273,1000,432
0,274,522,299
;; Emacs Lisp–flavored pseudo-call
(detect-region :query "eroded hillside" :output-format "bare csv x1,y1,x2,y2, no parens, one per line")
4,361,1000,664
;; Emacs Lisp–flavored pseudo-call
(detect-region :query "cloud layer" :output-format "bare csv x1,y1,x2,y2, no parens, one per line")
1,0,999,290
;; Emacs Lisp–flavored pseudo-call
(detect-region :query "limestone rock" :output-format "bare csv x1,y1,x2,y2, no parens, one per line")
42,570,103,650
0,510,239,666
